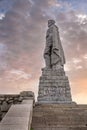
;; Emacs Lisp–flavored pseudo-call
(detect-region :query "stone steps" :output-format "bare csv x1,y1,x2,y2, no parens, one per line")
31,127,87,130
31,104,87,130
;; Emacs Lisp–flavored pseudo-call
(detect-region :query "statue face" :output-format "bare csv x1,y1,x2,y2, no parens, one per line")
48,20,55,27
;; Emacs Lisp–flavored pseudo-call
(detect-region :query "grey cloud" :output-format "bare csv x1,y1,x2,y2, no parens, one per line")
55,11,87,61
0,0,87,71
0,0,87,101
0,0,87,73
0,0,47,76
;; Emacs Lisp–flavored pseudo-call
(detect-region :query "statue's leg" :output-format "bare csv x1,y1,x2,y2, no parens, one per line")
44,45,51,68
51,49,63,69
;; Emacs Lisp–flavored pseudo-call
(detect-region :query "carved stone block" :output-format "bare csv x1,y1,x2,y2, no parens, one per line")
38,68,72,104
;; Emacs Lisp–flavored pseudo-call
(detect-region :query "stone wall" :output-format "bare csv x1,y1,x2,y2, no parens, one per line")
0,91,34,121
0,91,34,130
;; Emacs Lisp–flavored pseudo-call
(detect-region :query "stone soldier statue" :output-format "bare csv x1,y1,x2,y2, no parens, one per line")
44,20,65,69
38,20,72,104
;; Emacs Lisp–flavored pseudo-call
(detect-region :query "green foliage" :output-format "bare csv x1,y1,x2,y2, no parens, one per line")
30,128,34,130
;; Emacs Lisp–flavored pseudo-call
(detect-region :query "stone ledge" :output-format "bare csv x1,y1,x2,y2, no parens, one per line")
37,100,74,104
0,91,35,121
0,124,28,130
0,92,34,130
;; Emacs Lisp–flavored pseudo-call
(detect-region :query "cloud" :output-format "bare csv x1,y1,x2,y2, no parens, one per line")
10,69,31,80
0,0,87,103
76,14,87,24
74,92,87,104
48,0,61,7
0,69,32,81
0,13,5,20
55,11,87,65
72,58,82,64
83,54,87,59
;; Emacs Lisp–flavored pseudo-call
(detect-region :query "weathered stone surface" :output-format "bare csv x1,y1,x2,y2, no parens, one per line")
38,20,72,104
0,91,35,122
0,125,28,130
44,20,65,69
1,102,10,112
0,93,34,130
1,117,29,125
32,104,87,130
20,91,34,97
38,68,72,104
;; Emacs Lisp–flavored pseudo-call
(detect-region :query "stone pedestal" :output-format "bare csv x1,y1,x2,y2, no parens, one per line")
38,68,72,103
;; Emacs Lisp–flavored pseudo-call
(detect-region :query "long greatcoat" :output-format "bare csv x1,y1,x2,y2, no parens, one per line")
51,25,65,66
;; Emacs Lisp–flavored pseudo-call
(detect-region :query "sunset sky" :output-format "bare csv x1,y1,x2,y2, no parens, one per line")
0,0,87,104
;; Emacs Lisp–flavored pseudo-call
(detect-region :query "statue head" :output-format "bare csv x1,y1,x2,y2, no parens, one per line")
48,19,55,27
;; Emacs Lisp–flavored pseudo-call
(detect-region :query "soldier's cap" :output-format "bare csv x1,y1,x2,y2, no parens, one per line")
48,19,55,24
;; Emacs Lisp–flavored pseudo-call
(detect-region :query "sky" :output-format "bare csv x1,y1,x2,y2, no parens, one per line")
0,0,87,104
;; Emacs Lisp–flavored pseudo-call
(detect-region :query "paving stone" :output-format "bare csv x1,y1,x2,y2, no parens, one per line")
0,124,28,130
1,117,29,125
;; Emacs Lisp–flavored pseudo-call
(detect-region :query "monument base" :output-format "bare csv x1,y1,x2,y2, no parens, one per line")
38,68,72,104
